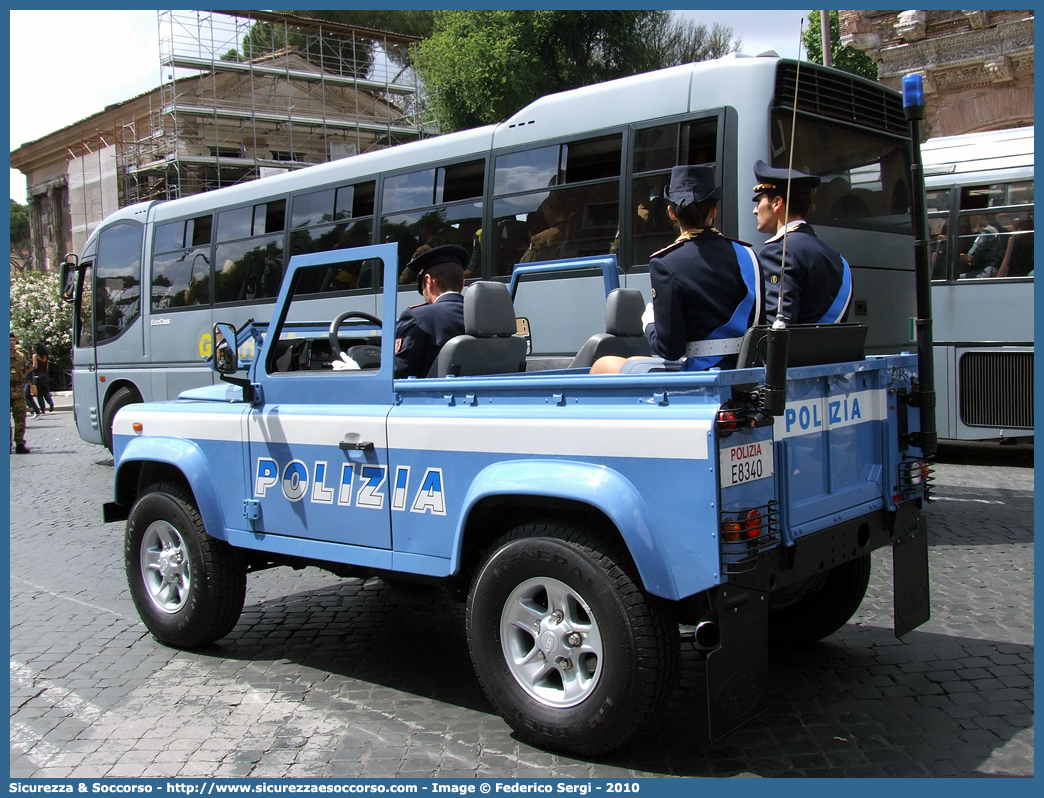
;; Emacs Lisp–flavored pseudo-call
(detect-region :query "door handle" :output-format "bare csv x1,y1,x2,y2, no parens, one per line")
339,439,375,452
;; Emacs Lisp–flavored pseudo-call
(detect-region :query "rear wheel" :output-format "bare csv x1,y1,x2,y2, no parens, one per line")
125,483,247,649
768,554,871,647
101,386,139,452
467,519,678,755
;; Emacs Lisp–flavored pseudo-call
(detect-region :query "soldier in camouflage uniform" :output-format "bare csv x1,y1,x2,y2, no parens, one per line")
10,333,30,454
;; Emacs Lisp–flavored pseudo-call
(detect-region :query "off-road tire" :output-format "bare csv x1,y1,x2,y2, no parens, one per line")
768,554,871,647
467,519,678,755
125,482,247,649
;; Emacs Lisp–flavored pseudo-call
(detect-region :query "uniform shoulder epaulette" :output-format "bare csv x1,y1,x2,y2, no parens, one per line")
723,236,754,248
650,240,685,259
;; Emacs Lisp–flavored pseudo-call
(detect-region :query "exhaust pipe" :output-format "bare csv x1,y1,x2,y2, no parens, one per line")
694,620,720,650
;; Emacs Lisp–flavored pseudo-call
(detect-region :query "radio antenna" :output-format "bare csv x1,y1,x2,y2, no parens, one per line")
756,21,805,422
773,20,806,329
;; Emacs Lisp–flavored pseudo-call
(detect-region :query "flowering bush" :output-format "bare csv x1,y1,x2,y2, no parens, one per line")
9,270,73,388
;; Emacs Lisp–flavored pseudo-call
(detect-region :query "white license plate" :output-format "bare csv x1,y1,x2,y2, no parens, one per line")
719,440,774,488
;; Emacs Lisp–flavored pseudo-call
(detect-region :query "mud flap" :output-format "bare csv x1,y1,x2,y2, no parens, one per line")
893,513,930,638
705,586,768,742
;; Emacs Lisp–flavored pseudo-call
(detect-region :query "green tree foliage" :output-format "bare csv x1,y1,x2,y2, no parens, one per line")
10,200,32,270
416,10,738,132
802,11,878,81
10,269,73,383
225,10,435,77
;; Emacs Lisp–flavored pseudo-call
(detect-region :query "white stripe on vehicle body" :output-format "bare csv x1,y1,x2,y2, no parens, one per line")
116,410,712,460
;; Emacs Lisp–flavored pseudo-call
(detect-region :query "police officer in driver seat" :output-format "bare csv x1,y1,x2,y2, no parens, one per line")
394,245,467,378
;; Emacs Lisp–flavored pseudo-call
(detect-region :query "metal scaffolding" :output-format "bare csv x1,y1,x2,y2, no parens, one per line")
117,10,429,203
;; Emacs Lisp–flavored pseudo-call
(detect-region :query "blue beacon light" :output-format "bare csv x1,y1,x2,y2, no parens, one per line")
903,73,925,112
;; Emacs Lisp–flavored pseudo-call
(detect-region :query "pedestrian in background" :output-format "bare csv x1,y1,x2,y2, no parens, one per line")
31,341,55,413
24,375,41,418
9,333,30,454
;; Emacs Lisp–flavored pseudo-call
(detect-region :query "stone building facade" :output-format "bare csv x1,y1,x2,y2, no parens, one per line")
9,11,426,274
839,10,1034,138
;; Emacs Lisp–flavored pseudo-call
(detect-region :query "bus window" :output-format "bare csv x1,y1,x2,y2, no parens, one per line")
383,168,437,214
289,181,377,293
385,206,483,285
379,160,485,283
956,182,1034,280
151,215,213,310
926,188,951,280
627,118,718,266
214,200,287,303
76,262,94,348
94,223,143,344
492,135,622,274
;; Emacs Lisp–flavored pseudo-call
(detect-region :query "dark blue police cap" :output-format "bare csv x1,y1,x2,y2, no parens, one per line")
752,159,821,202
663,165,721,206
407,243,469,294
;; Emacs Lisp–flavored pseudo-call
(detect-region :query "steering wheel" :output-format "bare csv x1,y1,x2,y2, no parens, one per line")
329,311,382,361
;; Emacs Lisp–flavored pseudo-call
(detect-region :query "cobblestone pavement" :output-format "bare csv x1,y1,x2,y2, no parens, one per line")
10,413,1033,778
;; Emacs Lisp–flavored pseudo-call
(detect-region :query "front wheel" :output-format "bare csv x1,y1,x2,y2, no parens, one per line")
125,483,247,649
467,520,678,755
101,386,139,453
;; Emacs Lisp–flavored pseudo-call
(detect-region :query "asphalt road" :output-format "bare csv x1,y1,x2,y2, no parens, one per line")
9,412,1034,778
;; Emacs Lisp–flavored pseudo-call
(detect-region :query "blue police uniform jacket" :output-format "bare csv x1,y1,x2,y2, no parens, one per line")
646,229,761,371
394,292,465,378
758,221,852,325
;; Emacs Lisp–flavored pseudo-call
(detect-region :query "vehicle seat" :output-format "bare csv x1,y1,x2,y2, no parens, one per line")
569,288,651,369
736,324,868,369
432,281,528,377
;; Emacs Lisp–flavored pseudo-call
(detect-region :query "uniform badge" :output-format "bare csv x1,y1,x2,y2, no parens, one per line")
395,338,404,354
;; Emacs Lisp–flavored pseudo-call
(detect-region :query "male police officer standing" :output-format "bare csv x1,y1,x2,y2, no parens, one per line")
752,160,852,326
394,244,467,378
10,333,30,454
592,165,761,373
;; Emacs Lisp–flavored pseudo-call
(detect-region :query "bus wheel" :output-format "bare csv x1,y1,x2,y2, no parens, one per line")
466,520,678,755
101,386,139,452
768,554,871,647
125,482,246,649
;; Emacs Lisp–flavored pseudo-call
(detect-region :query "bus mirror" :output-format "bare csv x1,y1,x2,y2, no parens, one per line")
213,323,239,374
59,258,77,302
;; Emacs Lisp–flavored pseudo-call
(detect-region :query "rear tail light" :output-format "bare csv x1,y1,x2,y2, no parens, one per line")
719,502,780,575
721,507,764,541
741,507,761,539
898,457,934,500
722,518,742,542
716,408,742,435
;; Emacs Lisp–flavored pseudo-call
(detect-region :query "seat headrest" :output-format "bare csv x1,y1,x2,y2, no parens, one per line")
464,281,517,337
606,288,646,337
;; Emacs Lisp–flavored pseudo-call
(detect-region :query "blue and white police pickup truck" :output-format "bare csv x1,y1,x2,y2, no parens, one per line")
104,244,932,755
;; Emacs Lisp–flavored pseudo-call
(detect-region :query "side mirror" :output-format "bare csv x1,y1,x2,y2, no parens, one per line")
212,323,239,374
59,256,78,302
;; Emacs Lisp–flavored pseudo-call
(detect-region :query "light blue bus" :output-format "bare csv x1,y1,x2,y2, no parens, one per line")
61,54,917,449
922,126,1033,441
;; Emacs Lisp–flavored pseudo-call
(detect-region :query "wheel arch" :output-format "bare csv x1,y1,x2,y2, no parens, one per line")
454,459,678,599
101,381,143,450
102,378,143,410
115,437,229,541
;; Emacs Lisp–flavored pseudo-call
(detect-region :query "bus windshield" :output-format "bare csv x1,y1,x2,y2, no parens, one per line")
775,112,913,235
